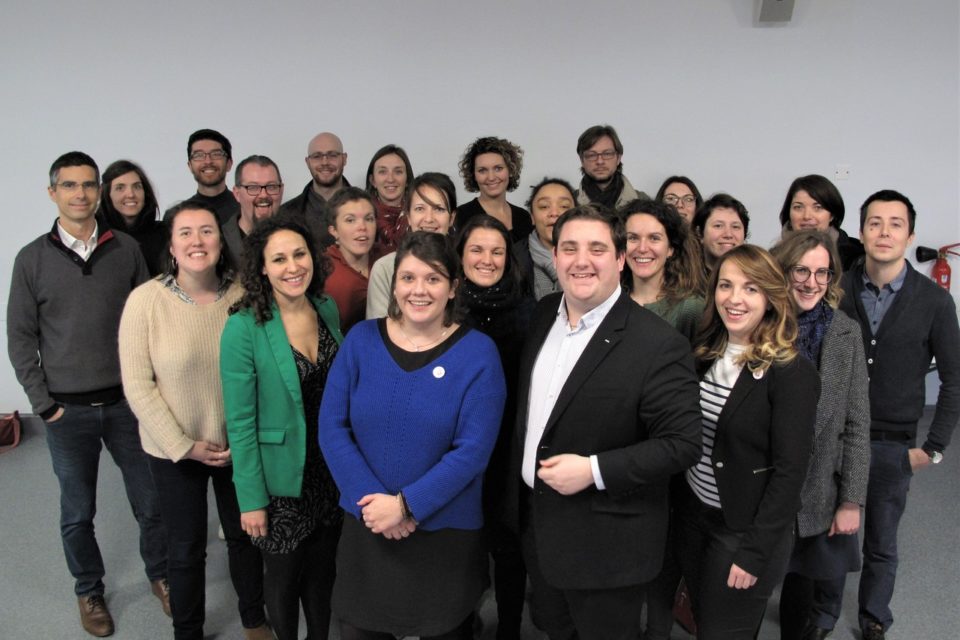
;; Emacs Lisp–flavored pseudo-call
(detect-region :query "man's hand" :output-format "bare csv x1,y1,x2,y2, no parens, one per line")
908,447,932,471
727,563,757,589
828,501,861,536
537,454,594,495
45,406,65,423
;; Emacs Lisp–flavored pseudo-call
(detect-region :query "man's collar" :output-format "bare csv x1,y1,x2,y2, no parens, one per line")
862,261,908,292
557,286,622,331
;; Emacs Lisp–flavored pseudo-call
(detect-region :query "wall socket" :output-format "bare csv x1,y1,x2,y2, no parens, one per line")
835,164,851,181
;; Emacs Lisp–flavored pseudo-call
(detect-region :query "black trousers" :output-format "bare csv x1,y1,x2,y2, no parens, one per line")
339,614,474,640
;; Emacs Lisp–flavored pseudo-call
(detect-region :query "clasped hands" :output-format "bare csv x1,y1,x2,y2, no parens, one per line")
537,453,594,495
358,494,417,540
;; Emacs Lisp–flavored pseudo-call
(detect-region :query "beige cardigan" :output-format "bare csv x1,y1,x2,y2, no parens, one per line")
119,278,242,462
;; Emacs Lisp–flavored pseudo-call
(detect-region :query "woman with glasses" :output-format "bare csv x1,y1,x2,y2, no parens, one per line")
656,176,704,225
456,137,532,244
365,144,414,252
770,231,870,640
777,174,865,271
101,160,166,275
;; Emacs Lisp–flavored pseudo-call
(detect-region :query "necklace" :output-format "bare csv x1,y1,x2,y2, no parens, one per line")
395,320,449,352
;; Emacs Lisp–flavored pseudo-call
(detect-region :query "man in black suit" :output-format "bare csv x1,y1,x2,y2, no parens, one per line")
516,205,702,639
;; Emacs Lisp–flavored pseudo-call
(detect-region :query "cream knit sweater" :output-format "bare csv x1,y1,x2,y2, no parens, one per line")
119,278,243,462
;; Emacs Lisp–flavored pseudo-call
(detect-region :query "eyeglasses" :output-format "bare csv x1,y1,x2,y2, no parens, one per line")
790,265,833,285
581,150,618,162
308,151,343,162
56,181,99,192
663,194,696,206
189,150,228,162
237,183,282,196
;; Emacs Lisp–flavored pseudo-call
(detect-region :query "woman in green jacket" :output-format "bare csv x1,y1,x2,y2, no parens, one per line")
221,217,344,640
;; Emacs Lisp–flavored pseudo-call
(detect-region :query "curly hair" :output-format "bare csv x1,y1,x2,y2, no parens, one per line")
770,230,844,309
694,244,798,373
229,217,332,325
618,199,706,305
458,136,524,193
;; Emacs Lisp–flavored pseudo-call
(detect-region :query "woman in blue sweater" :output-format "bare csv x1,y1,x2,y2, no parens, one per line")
319,231,506,640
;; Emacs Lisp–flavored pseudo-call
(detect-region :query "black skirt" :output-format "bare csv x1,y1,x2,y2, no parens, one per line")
332,516,487,637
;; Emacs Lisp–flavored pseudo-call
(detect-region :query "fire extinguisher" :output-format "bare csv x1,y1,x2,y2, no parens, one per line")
916,243,960,291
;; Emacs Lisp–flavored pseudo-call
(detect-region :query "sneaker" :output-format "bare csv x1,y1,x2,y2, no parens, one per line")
77,594,115,637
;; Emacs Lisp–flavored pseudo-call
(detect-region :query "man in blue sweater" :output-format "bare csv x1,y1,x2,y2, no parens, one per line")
7,152,168,637
836,190,959,640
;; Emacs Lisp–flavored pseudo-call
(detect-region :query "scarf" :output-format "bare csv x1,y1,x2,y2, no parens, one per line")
374,199,408,253
460,278,525,339
580,169,625,210
528,234,559,299
796,300,833,367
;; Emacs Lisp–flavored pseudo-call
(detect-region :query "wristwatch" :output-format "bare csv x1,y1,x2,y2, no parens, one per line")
922,446,943,464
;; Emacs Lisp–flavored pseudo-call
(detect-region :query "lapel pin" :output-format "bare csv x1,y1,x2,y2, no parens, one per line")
753,368,764,380
433,366,445,379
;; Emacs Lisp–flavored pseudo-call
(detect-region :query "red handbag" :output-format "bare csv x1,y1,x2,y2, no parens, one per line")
0,411,22,454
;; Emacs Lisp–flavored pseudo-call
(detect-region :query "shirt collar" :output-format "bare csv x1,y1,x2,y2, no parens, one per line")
57,220,98,249
862,262,908,292
556,286,622,332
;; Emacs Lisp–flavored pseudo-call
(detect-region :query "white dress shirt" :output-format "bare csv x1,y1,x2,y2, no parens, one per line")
522,287,621,488
57,221,99,261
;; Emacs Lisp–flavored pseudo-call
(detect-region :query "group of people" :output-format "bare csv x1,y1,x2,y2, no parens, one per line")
6,122,958,640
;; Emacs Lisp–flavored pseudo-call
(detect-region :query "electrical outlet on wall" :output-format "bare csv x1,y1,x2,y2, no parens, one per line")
834,164,851,181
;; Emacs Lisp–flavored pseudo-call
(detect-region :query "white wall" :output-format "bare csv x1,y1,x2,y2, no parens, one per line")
1,0,957,410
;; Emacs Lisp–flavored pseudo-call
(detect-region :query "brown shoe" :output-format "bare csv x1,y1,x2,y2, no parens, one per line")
150,578,172,617
77,594,115,637
243,623,276,640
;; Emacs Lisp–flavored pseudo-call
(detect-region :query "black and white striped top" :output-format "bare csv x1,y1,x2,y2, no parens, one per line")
686,344,746,509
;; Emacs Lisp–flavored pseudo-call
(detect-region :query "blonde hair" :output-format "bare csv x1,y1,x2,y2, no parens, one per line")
769,230,844,309
694,244,798,372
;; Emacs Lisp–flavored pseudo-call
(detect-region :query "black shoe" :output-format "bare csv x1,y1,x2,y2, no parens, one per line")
862,621,885,640
801,623,832,640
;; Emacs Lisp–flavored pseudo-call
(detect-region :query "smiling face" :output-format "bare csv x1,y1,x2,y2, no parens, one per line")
474,152,509,199
48,165,100,225
789,245,831,312
169,209,221,278
789,189,832,231
306,133,346,188
662,182,697,223
233,163,283,225
188,139,232,188
262,229,313,304
370,153,407,206
109,170,145,223
329,198,376,260
625,213,673,289
393,254,456,330
407,185,453,234
701,207,746,263
860,199,914,268
531,183,575,247
554,218,625,321
715,260,767,345
462,227,507,288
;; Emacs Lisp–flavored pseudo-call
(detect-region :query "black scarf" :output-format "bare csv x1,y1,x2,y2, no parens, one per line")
460,278,525,340
580,169,624,210
796,300,833,367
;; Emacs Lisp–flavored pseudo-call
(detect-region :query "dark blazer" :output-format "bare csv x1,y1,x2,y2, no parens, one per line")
515,291,702,590
700,354,820,576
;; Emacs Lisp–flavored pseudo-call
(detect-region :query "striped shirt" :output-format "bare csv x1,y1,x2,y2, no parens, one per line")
686,343,746,508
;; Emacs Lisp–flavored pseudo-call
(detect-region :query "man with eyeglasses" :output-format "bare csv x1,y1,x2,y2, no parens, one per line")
221,155,285,260
7,151,168,637
574,124,649,211
165,128,240,225
278,132,352,247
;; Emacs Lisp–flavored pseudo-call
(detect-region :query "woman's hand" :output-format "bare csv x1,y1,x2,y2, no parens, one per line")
828,501,861,536
727,563,758,589
186,441,231,467
381,519,417,540
357,493,405,533
241,509,268,539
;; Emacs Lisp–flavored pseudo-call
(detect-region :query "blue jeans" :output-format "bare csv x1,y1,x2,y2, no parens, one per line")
857,441,913,631
44,401,167,596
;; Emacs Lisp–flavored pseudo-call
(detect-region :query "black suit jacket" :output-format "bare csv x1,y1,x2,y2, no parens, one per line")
698,354,820,576
515,291,702,590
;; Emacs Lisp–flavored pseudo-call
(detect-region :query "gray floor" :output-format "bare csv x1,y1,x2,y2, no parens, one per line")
1,411,957,639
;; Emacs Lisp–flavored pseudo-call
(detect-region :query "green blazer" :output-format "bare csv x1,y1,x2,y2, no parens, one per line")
220,295,343,512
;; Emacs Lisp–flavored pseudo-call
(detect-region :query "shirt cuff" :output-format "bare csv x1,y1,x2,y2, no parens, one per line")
590,454,605,490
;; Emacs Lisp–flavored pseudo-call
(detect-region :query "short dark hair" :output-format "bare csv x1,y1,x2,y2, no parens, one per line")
778,174,845,230
49,151,99,187
326,186,376,229
455,214,528,294
234,155,282,186
655,175,704,210
365,144,414,201
387,231,462,325
404,172,459,219
230,216,332,324
859,189,916,234
458,136,524,193
524,176,578,211
576,124,624,157
162,202,235,279
552,204,626,256
100,160,160,232
692,193,751,239
187,129,232,161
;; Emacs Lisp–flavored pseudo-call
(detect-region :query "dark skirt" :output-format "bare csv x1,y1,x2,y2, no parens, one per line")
787,528,861,580
332,516,487,637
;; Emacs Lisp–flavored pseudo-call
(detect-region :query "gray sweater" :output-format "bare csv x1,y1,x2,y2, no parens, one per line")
7,220,149,417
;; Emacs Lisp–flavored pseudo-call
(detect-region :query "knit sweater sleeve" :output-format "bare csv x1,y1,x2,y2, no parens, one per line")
119,281,196,461
926,291,960,452
365,252,394,319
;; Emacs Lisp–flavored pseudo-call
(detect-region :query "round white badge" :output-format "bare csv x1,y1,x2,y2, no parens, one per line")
433,366,445,379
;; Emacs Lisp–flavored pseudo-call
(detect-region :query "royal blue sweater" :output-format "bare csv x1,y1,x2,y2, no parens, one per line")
319,320,506,530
